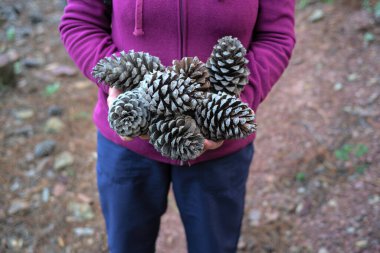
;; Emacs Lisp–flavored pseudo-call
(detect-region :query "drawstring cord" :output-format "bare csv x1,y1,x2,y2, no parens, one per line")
133,0,144,36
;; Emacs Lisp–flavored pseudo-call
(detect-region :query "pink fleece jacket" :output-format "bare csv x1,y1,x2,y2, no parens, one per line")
59,0,296,166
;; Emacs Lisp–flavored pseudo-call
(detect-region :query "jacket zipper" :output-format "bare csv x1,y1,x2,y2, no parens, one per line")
179,0,184,59
179,0,193,167
179,0,185,166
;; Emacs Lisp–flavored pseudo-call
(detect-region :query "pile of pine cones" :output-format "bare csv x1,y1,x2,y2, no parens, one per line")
92,36,257,161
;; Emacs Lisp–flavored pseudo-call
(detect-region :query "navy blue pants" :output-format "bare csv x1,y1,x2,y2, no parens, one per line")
96,132,254,253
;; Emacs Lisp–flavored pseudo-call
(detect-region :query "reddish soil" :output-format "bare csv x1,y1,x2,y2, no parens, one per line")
1,1,379,252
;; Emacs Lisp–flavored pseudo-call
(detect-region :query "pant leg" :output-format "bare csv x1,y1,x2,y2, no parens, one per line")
96,132,171,253
171,144,254,253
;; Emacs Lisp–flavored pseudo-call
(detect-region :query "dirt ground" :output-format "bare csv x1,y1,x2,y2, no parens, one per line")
0,0,379,252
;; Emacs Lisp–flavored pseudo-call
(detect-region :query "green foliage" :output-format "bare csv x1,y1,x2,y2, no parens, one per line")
335,144,353,161
44,82,60,96
297,0,334,10
13,62,22,75
6,27,15,41
356,164,369,174
362,0,380,13
354,144,369,158
297,0,310,9
335,143,369,161
362,0,372,12
375,2,380,18
295,172,306,182
364,32,375,43
13,61,22,75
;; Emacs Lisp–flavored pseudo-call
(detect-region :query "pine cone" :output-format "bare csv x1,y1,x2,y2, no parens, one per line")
108,88,151,137
206,36,250,96
144,70,208,116
195,92,257,141
149,115,205,161
169,57,210,88
92,50,164,91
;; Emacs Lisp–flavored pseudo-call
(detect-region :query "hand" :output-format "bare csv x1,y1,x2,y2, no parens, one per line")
107,87,149,142
107,86,123,109
202,139,224,153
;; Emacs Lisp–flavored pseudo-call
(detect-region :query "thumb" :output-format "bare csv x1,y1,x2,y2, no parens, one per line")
107,87,123,107
204,139,224,151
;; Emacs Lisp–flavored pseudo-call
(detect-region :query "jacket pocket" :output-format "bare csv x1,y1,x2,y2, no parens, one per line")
200,143,254,192
96,132,151,184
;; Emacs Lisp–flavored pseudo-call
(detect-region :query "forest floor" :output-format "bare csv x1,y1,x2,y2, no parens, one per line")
0,0,379,253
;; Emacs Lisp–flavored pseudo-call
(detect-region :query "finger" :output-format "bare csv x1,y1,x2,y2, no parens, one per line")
203,139,224,151
120,136,133,141
107,87,123,107
139,134,149,140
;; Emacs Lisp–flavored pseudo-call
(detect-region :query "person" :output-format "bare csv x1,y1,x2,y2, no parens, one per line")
59,0,295,252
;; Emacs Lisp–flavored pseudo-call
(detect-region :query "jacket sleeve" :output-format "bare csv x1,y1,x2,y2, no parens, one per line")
242,0,296,111
59,0,117,94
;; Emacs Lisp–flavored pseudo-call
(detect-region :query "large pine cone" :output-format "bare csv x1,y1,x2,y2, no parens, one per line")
169,57,210,88
195,92,257,141
92,50,164,91
144,70,208,116
149,115,205,161
108,88,151,137
206,36,250,96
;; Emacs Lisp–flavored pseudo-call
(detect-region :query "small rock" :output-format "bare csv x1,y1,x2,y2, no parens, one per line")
57,236,65,247
14,109,34,120
54,151,74,170
327,199,338,208
86,238,94,245
41,187,50,203
355,240,368,249
8,199,30,215
46,63,77,77
318,247,329,253
295,203,304,214
73,80,92,89
347,73,359,82
237,236,246,250
346,226,356,234
67,202,94,221
368,195,379,205
22,57,44,68
315,166,325,174
10,179,21,192
6,125,34,137
73,227,94,236
44,117,64,133
7,237,23,250
309,9,324,23
166,235,174,245
297,187,306,194
29,12,43,24
48,105,64,117
53,183,66,197
248,209,261,226
34,140,56,158
265,211,279,222
334,82,343,91
77,193,92,204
